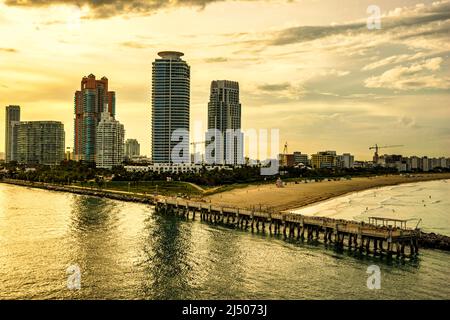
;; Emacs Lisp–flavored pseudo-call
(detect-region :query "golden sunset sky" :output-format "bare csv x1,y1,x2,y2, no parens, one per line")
1,0,449,160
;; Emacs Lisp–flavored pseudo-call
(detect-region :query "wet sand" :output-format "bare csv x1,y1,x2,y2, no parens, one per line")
205,173,450,212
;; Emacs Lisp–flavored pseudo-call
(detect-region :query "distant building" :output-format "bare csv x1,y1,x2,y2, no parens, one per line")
125,163,238,174
439,157,447,168
125,139,140,159
293,152,309,166
421,156,429,172
410,156,420,170
126,156,152,164
205,80,243,165
378,154,403,170
353,161,372,169
336,153,354,169
65,148,74,161
311,151,337,169
5,105,21,163
152,51,190,164
96,112,125,169
428,157,445,170
279,154,295,167
74,74,116,163
16,121,65,165
375,154,450,172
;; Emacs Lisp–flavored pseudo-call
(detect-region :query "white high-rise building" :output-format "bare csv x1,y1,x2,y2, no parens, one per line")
152,51,190,164
96,111,125,169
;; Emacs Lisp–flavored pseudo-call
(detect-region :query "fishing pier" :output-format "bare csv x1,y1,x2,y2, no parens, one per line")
155,198,420,259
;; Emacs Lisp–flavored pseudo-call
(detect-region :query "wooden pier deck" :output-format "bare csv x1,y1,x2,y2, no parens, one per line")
155,197,420,259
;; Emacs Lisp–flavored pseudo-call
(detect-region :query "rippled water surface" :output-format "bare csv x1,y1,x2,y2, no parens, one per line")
293,179,450,236
0,183,449,299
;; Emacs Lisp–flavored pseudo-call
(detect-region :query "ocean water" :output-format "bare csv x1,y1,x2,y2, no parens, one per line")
0,182,449,300
292,179,450,236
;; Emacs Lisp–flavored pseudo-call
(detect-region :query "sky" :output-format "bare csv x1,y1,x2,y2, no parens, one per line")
0,0,449,160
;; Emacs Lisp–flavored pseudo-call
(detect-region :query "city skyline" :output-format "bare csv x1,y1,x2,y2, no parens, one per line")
0,0,449,160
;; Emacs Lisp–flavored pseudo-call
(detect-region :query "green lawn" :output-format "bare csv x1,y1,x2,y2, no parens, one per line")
76,180,203,197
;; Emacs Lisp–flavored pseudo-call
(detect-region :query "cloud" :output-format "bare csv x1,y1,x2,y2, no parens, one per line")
0,47,18,53
362,53,427,71
204,57,228,63
245,82,306,104
319,69,350,77
265,23,364,46
398,116,420,129
232,0,450,51
120,41,152,49
3,0,262,19
257,82,292,92
364,57,450,90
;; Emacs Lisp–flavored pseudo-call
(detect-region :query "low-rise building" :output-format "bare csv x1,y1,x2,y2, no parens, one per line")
125,163,239,174
293,152,309,166
278,153,295,167
311,151,337,169
336,153,354,169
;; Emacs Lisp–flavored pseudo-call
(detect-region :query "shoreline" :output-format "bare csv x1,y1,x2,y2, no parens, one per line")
0,179,156,205
205,173,450,212
287,178,448,214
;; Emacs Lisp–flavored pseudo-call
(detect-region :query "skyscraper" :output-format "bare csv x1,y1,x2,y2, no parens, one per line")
125,139,140,159
152,51,190,163
16,121,65,165
5,105,20,163
96,112,125,169
206,80,243,165
74,74,116,163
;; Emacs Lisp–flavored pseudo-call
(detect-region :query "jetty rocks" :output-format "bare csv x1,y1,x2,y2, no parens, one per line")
419,232,450,251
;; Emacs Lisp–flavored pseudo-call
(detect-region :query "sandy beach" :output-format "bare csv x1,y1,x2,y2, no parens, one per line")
205,173,450,212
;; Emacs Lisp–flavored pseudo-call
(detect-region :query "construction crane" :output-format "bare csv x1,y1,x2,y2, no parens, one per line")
283,142,288,155
369,144,404,164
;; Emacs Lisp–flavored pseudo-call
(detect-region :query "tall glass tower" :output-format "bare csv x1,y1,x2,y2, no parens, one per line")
5,105,21,163
152,51,190,163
